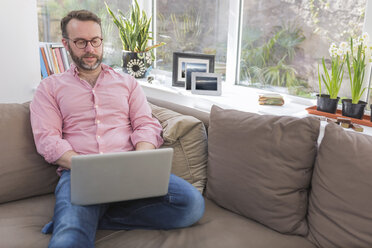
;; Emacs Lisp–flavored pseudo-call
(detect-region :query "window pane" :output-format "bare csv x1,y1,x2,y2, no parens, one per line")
37,0,132,67
156,0,229,78
239,0,367,99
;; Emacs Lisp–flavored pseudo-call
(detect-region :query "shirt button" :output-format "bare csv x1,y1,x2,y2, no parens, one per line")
97,135,101,139
100,152,104,154
92,90,95,93
96,120,100,124
94,105,98,109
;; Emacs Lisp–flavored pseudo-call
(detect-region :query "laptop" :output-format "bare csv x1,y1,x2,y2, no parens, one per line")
70,148,173,205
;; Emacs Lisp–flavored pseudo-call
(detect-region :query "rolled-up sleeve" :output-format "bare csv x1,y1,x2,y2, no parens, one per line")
128,79,163,148
30,80,73,163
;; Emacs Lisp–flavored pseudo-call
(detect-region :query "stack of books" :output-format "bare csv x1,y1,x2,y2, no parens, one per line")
39,42,71,79
258,93,284,106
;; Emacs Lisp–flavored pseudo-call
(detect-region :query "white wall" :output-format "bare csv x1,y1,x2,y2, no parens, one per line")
0,0,40,103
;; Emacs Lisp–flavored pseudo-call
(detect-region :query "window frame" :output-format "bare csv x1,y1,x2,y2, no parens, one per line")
150,0,372,103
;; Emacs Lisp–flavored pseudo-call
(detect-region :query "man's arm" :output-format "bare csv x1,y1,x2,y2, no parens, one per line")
55,150,79,169
30,80,75,165
128,78,164,149
135,141,156,151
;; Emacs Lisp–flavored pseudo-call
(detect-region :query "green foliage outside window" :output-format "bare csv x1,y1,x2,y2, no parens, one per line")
240,21,313,98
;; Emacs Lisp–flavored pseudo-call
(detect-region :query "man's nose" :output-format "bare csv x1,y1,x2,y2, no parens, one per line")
84,41,95,52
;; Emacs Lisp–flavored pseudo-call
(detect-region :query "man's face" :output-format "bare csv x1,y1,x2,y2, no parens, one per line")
62,19,103,71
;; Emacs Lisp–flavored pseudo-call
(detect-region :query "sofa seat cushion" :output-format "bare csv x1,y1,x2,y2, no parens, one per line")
150,103,208,193
0,195,316,248
94,198,316,248
0,194,127,248
307,123,372,248
206,105,320,236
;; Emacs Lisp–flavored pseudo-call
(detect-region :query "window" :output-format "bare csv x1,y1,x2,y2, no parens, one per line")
155,0,229,79
37,0,132,67
238,0,367,99
37,0,371,104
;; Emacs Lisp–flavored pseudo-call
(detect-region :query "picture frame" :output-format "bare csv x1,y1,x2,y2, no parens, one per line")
172,52,215,87
191,72,222,96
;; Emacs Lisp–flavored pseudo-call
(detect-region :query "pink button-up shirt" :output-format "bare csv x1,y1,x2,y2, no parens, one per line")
30,63,163,173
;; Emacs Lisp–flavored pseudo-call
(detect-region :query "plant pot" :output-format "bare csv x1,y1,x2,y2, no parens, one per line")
341,99,367,119
316,94,339,114
122,51,152,78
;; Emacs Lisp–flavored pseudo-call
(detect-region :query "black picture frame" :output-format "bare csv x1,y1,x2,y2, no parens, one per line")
172,52,215,87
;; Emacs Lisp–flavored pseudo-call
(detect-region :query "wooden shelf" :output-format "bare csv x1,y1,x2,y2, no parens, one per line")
306,106,372,127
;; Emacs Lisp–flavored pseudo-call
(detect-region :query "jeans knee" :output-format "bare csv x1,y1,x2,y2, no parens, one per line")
49,232,93,248
49,214,95,248
187,189,205,222
172,188,205,228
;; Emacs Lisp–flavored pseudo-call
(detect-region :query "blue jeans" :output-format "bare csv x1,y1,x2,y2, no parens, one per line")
43,170,205,248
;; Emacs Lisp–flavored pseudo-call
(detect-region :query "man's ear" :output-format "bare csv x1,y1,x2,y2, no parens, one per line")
62,38,69,52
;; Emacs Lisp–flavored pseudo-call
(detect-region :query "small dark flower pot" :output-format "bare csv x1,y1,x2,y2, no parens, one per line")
122,51,152,78
316,94,339,114
341,99,367,119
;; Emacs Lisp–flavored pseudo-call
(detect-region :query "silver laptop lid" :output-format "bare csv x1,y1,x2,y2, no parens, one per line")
70,148,173,205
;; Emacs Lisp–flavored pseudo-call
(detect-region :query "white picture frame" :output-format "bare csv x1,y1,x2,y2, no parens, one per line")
191,72,222,96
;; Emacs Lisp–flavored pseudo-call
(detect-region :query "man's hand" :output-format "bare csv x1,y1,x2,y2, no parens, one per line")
135,141,156,151
55,150,79,169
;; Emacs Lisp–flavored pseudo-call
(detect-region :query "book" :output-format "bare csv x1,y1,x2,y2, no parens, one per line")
38,42,71,78
40,42,54,74
39,46,51,76
39,49,48,79
50,47,60,74
54,48,65,73
258,93,284,106
60,47,70,70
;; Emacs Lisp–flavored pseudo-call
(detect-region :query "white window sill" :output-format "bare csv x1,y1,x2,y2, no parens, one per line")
138,78,315,117
137,77,372,137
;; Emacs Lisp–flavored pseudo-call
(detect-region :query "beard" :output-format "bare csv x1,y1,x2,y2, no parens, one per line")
68,44,103,71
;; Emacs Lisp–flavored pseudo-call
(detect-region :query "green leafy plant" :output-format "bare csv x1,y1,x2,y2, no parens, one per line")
263,55,297,87
346,37,367,104
318,56,344,99
156,8,209,69
240,21,308,96
105,0,165,52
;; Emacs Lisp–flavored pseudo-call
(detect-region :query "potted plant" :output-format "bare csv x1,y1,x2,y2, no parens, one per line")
105,1,165,78
342,34,369,119
317,48,344,113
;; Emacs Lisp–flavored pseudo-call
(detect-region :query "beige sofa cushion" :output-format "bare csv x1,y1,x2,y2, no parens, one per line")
150,103,208,193
0,194,316,248
95,198,316,248
307,124,372,248
0,102,58,204
206,105,319,235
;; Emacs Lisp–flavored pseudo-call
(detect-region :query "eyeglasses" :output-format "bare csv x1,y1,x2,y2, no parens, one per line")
66,37,103,49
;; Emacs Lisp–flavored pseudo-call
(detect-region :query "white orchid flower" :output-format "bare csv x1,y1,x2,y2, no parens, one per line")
337,48,344,56
330,42,337,49
339,42,348,53
362,32,369,43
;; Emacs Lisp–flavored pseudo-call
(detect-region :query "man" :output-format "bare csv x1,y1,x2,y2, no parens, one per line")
30,10,204,248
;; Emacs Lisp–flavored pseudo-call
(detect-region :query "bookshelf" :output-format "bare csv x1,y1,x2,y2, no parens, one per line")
39,43,71,79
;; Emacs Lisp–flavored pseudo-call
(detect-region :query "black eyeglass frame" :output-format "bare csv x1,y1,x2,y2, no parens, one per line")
65,37,103,49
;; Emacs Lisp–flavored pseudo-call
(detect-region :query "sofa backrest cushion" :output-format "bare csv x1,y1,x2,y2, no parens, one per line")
150,103,208,193
0,102,58,204
307,123,372,247
206,105,319,235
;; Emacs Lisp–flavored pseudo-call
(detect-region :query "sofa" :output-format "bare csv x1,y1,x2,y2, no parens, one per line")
1,96,372,248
